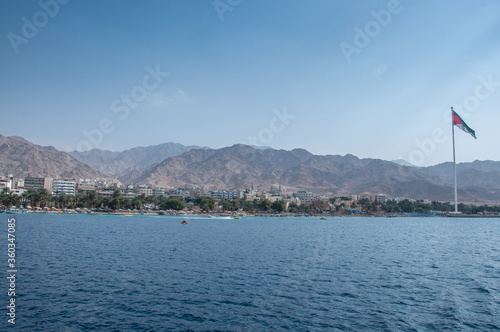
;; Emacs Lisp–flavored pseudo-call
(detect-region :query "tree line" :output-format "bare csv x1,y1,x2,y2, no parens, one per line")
1,189,499,214
337,198,500,214
0,189,298,213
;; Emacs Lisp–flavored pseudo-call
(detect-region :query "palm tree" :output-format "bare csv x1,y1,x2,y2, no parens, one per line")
54,192,67,208
83,190,97,209
219,199,233,211
0,192,21,208
26,190,40,207
73,194,84,208
20,191,30,207
37,188,51,208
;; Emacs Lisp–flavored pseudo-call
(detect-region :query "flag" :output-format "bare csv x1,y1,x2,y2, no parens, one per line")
452,108,476,139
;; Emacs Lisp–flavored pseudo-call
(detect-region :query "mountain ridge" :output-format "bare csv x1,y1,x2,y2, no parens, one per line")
128,144,497,203
0,134,104,179
69,142,208,178
1,135,499,203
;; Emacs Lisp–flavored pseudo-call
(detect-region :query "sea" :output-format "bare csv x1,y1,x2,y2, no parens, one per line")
4,214,500,331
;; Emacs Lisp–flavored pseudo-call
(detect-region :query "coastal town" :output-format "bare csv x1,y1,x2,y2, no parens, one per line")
1,174,499,216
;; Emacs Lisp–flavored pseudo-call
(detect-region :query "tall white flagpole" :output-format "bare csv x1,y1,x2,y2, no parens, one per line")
451,107,458,213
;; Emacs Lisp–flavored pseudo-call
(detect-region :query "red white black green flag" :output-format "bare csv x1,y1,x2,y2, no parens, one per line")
452,108,476,139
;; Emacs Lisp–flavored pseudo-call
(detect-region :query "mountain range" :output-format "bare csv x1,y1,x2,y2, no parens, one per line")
69,143,207,179
0,135,103,179
128,144,495,202
1,134,499,203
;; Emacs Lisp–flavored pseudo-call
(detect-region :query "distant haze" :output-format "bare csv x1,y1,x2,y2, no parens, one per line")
1,1,499,166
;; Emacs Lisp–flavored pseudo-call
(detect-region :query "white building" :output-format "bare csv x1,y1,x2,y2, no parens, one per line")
211,191,238,201
0,177,12,192
137,187,153,197
295,191,314,205
372,194,388,204
10,188,25,196
166,188,189,199
77,180,95,193
295,191,314,200
152,188,165,197
53,179,76,196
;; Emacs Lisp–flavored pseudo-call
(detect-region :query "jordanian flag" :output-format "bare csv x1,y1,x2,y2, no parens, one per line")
452,108,477,139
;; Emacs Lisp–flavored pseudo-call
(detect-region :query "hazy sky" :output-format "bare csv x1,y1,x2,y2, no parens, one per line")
1,0,499,166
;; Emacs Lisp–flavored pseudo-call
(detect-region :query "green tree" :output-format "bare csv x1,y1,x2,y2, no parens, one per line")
415,200,431,213
240,200,255,212
25,189,49,207
100,197,111,210
72,193,84,209
54,192,67,208
112,189,122,199
131,196,144,210
382,199,400,213
358,198,370,209
110,194,123,210
258,199,272,212
39,188,51,207
232,197,241,211
160,198,186,211
271,200,286,213
288,202,299,213
430,201,452,212
0,192,21,208
398,199,414,213
219,198,234,211
82,190,98,209
198,197,215,211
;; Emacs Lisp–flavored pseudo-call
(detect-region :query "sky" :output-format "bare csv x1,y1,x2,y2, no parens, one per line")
1,0,499,166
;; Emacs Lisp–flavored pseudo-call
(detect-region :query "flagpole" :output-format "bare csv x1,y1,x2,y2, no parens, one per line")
451,107,458,213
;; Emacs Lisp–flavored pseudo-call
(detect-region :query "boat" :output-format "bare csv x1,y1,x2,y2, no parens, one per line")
231,216,239,219
181,220,188,224
320,217,327,220
6,208,27,214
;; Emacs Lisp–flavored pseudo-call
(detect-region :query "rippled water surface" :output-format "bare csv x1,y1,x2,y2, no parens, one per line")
9,214,500,330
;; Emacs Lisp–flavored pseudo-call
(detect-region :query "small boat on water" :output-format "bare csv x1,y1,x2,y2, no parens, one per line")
181,220,188,224
6,208,27,214
231,216,239,219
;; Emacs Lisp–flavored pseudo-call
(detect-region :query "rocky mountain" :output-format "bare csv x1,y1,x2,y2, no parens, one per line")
129,144,489,203
3,135,499,203
391,159,415,167
0,135,104,179
69,143,206,178
418,161,500,201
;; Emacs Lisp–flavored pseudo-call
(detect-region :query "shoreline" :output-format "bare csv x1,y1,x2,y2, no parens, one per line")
5,210,500,218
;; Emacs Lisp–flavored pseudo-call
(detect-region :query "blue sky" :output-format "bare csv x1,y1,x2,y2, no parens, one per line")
1,0,499,166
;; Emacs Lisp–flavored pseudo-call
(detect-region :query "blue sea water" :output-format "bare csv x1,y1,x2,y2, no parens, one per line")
4,214,500,331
